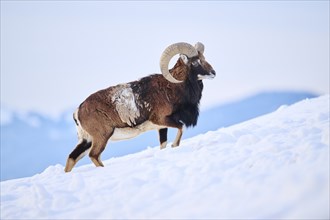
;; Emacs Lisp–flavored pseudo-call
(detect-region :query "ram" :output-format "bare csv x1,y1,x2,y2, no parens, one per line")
65,42,216,172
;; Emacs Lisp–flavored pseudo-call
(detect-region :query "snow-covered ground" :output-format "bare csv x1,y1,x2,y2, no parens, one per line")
1,95,329,219
0,91,317,181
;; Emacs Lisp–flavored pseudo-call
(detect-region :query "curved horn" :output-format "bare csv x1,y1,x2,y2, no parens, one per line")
195,42,204,54
160,42,198,83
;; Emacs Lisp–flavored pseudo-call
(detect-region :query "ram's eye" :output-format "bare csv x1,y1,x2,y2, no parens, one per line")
192,59,200,67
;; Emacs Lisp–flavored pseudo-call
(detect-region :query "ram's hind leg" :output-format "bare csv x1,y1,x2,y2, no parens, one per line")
88,129,113,167
89,139,107,167
65,139,92,172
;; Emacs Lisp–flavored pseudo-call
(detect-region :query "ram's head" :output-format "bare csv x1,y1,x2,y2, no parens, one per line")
160,42,216,83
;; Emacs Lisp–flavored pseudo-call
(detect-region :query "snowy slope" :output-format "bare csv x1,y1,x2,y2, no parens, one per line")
0,91,317,181
1,95,329,219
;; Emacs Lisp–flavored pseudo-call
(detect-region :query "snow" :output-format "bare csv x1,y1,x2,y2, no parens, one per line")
1,91,317,181
1,95,329,219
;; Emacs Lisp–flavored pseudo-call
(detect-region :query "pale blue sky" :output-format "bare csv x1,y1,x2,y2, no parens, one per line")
1,1,329,117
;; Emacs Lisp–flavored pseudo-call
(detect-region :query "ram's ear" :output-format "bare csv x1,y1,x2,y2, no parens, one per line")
180,54,189,65
195,42,204,54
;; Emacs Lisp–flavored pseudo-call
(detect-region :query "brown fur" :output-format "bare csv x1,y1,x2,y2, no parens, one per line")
65,54,215,172
170,58,189,81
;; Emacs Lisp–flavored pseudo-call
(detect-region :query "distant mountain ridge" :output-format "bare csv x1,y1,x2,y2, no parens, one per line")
0,91,318,180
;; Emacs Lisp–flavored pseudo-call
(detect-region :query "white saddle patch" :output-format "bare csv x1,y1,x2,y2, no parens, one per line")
111,84,140,126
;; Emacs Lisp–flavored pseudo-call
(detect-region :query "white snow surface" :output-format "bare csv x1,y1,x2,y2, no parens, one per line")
1,95,329,219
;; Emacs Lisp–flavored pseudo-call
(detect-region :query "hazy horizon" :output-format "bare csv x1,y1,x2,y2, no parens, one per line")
1,1,329,117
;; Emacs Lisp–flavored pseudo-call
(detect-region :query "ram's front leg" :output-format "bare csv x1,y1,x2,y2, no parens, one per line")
172,127,183,147
155,115,183,149
158,128,168,149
